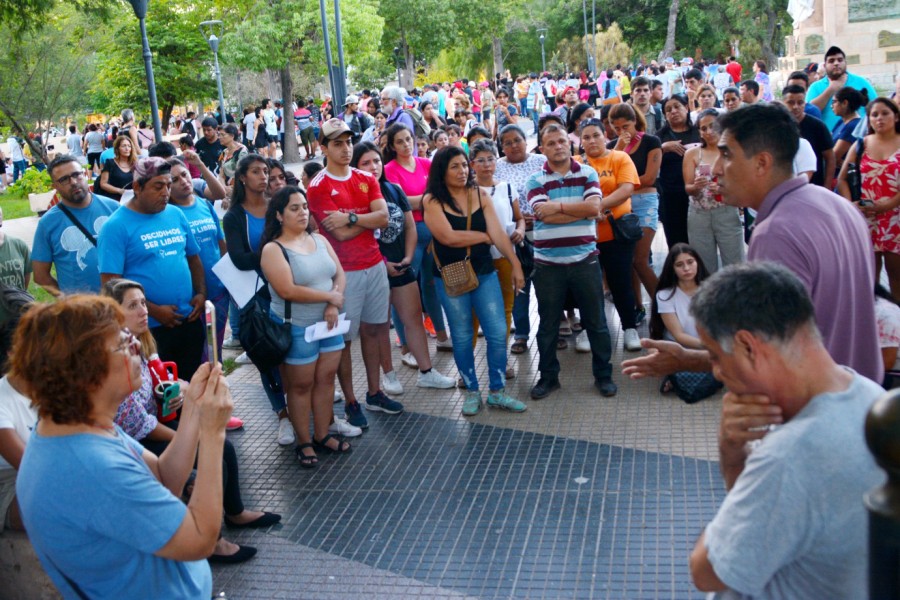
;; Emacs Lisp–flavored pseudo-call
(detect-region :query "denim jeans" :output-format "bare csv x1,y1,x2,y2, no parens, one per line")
532,257,612,382
435,272,508,392
231,293,286,413
597,238,637,329
12,160,26,183
393,221,445,344
511,277,532,341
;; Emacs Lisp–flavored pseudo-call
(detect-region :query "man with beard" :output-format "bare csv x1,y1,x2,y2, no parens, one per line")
33,155,119,296
806,46,877,131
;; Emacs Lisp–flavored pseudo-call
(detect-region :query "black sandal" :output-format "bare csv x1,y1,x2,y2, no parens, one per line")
313,434,352,454
659,376,674,395
510,339,527,354
295,443,318,468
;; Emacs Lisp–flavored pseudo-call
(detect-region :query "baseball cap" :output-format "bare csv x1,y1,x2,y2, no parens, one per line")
343,94,359,106
320,118,352,140
665,57,675,64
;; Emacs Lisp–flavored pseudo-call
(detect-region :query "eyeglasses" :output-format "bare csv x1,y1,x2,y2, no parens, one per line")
472,157,496,165
112,328,141,357
55,171,85,185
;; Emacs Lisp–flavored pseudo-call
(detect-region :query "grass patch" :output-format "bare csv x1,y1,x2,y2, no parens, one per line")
0,194,35,220
222,357,239,376
27,280,54,304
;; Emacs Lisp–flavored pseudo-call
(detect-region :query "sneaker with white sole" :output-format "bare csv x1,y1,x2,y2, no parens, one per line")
334,389,344,403
486,389,527,412
624,328,642,352
575,331,591,352
276,418,295,445
416,368,455,389
364,390,404,414
235,352,252,364
461,391,482,416
435,338,453,351
401,352,418,368
223,336,242,349
328,417,362,438
382,371,404,395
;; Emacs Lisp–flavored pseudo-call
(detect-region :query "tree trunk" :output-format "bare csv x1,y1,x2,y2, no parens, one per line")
762,4,778,69
265,68,281,102
279,66,301,164
659,0,680,62
403,44,415,91
161,101,174,134
492,36,504,80
0,96,48,164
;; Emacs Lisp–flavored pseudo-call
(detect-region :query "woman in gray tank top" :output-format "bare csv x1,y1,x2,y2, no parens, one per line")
260,186,351,468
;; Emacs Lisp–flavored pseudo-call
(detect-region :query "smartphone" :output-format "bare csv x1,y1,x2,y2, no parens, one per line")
160,381,181,417
205,300,218,365
697,164,712,178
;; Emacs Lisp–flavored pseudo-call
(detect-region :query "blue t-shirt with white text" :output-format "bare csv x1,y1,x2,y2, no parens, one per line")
98,204,201,328
31,194,119,293
172,197,225,298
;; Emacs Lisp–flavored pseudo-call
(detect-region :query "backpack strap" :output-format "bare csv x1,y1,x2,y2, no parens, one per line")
57,203,98,247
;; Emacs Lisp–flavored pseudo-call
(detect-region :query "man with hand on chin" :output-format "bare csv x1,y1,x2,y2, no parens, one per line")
687,262,883,600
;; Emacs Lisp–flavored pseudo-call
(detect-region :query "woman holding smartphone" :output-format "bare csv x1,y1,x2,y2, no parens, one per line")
682,109,744,274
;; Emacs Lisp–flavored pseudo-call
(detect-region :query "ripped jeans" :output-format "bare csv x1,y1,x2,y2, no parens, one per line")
434,271,508,392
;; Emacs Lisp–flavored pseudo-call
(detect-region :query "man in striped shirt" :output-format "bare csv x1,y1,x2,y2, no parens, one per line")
525,123,617,400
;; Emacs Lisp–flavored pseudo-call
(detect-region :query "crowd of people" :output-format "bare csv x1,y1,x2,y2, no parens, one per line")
0,45,897,597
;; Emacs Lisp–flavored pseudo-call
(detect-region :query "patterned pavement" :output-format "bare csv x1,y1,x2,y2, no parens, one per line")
210,233,727,600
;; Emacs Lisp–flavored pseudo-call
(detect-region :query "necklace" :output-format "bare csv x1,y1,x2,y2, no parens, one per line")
90,420,117,434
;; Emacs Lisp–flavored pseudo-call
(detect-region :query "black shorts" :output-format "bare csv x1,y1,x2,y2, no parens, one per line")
87,152,102,169
388,267,418,289
266,134,278,143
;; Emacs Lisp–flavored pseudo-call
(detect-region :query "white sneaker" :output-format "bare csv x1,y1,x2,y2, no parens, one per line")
575,331,591,353
276,417,295,446
401,352,418,368
435,338,453,351
328,416,362,437
417,368,455,389
382,371,404,395
235,352,252,364
334,389,344,403
222,336,242,349
624,328,642,352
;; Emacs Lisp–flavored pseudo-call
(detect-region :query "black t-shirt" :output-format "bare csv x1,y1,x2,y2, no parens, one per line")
798,115,834,187
656,126,702,191
194,137,224,173
379,182,411,263
102,159,132,202
607,133,662,180
432,198,494,277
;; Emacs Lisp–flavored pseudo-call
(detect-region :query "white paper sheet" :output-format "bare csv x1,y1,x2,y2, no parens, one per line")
213,200,226,220
211,254,264,308
304,313,351,342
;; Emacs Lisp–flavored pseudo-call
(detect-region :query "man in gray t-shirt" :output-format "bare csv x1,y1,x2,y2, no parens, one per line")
687,262,884,600
66,126,84,158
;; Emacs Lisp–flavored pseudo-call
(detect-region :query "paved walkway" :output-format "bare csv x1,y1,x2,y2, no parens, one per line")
2,149,729,597
209,229,726,599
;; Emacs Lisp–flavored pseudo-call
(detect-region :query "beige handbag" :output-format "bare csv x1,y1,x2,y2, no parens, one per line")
432,190,479,297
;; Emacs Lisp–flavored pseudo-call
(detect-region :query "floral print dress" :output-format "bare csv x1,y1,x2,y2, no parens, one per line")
861,147,900,254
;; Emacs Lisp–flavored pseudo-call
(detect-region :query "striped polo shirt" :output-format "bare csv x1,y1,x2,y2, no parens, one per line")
525,159,602,265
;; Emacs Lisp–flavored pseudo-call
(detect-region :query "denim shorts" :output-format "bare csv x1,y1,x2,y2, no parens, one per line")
272,310,345,365
631,192,660,231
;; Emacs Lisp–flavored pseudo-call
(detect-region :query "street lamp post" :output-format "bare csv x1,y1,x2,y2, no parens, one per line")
127,0,163,142
539,31,547,73
393,46,401,86
200,20,227,125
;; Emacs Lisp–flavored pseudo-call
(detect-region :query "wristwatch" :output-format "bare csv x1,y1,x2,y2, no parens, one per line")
347,212,358,227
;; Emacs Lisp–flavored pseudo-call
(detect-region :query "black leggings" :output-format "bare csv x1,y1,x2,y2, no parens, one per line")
141,422,245,516
151,318,205,381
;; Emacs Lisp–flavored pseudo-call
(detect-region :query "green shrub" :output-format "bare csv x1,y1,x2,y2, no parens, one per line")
7,168,53,197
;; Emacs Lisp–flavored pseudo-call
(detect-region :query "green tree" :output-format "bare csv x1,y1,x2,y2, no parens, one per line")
91,0,218,129
0,7,98,162
225,0,383,162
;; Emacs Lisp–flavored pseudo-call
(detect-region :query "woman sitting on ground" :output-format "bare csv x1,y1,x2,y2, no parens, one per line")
105,278,279,563
649,244,722,401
